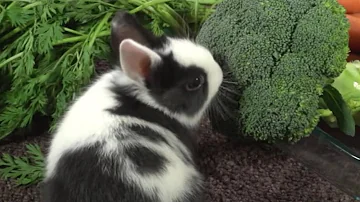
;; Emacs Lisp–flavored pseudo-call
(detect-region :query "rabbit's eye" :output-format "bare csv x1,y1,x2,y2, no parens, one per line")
185,75,205,91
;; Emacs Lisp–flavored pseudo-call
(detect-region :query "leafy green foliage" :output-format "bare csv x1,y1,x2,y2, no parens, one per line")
196,0,350,142
0,144,45,185
0,0,219,140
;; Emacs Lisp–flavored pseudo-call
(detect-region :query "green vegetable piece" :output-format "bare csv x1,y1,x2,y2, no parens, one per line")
332,61,360,102
318,61,360,128
322,84,355,136
332,60,360,127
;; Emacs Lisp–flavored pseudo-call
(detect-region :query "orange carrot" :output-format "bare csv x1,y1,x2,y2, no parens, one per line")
346,14,360,53
351,13,360,18
338,0,360,14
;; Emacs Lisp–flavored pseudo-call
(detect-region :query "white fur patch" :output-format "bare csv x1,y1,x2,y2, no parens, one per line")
45,71,122,178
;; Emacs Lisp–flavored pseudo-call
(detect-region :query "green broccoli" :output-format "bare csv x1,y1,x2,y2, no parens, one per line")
196,0,350,142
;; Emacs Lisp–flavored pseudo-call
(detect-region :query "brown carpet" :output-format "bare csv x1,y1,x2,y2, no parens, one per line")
0,120,356,202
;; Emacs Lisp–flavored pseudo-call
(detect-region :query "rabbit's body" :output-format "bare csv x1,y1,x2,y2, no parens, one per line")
42,11,223,202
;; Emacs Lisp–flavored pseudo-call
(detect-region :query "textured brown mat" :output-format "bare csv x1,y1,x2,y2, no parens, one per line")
0,120,355,202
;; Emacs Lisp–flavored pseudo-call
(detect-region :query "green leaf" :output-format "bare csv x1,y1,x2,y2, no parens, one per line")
5,4,33,27
35,22,64,54
0,143,45,185
322,84,356,136
0,7,5,24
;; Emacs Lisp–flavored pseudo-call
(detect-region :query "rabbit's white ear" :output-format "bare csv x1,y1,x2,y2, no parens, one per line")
119,39,160,82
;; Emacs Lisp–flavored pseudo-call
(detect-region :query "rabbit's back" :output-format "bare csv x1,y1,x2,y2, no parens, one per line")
42,121,204,202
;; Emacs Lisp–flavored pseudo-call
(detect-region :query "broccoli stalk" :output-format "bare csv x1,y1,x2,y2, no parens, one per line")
196,0,350,142
320,60,360,127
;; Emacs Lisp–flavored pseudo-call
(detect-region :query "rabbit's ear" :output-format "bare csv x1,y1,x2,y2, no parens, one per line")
110,11,158,61
119,39,161,83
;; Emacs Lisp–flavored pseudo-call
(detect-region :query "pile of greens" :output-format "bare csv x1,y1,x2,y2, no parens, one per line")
0,0,219,185
0,0,219,141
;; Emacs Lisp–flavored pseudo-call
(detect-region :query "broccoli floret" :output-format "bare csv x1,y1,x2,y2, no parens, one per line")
196,0,350,142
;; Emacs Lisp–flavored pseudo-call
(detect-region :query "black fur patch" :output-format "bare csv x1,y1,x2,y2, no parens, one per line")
125,145,168,175
110,11,167,51
108,85,197,160
41,143,159,202
129,125,169,145
129,125,193,165
146,53,209,116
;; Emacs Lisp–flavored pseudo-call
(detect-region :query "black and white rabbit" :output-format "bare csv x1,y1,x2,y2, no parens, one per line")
41,11,223,202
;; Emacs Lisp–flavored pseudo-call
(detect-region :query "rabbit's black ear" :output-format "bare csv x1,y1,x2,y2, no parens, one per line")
110,11,159,62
